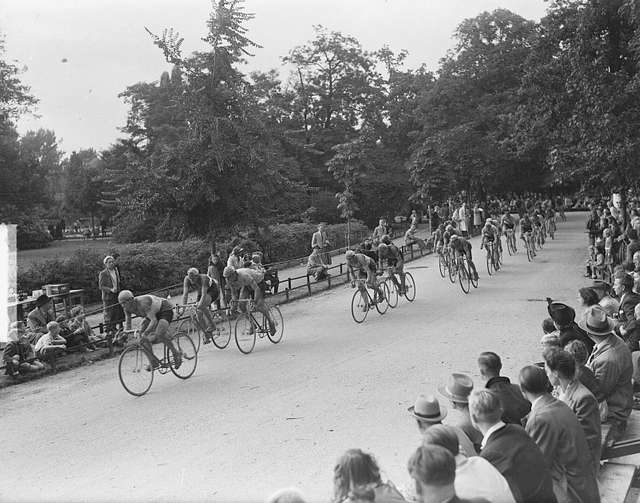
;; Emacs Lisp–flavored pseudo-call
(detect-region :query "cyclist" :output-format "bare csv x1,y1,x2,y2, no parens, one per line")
345,249,384,303
181,267,219,344
448,234,479,281
431,224,445,253
378,235,406,294
501,210,517,250
117,290,181,370
480,220,500,270
223,266,276,336
520,214,536,256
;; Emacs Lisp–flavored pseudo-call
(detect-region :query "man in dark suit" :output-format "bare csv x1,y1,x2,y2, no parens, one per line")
98,255,124,341
477,352,530,425
407,444,490,503
519,365,600,503
579,305,633,443
469,389,557,503
613,272,640,339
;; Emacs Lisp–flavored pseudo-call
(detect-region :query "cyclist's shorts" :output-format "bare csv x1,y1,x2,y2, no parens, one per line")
206,282,220,302
156,309,174,323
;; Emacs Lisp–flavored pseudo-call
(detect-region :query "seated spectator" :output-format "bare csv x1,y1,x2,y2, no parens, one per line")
332,448,406,503
34,321,67,361
546,299,594,353
266,487,306,503
422,424,515,503
564,339,600,398
591,280,619,317
2,322,45,376
543,348,601,475
577,287,599,313
404,225,427,251
541,318,557,335
540,333,560,354
519,365,600,502
613,272,640,340
579,305,633,443
468,390,556,503
307,246,329,281
407,444,489,503
68,306,98,351
477,352,530,425
438,373,482,453
27,294,54,343
408,394,476,458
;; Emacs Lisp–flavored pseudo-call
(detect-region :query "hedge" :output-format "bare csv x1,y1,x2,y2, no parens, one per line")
18,222,372,304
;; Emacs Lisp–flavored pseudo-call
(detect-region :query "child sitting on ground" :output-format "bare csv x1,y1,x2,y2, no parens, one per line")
2,322,45,376
34,321,67,361
68,306,99,351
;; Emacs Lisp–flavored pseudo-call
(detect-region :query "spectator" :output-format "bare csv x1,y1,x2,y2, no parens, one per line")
541,318,557,335
613,272,640,340
34,321,67,361
307,246,329,281
519,365,599,502
477,352,530,425
407,444,489,503
577,287,599,313
266,487,306,503
332,448,406,503
3,322,44,376
438,373,482,452
422,424,515,503
586,208,600,246
590,280,620,317
579,305,633,443
208,252,226,309
372,218,390,245
564,339,600,397
409,394,476,458
311,222,332,265
546,300,594,353
468,389,556,503
26,294,54,343
543,348,601,475
68,306,99,350
540,333,561,354
227,246,243,269
98,255,124,344
405,225,427,252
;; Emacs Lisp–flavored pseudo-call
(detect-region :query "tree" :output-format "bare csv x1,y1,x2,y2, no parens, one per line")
63,149,106,232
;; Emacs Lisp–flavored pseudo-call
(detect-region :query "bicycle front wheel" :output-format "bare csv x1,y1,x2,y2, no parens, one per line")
404,273,416,301
438,253,447,278
169,332,198,379
486,250,494,276
526,241,533,262
351,289,369,323
211,312,232,349
177,316,201,353
458,262,470,294
118,345,154,396
266,305,284,344
375,282,390,315
448,259,458,283
385,278,399,308
234,313,257,354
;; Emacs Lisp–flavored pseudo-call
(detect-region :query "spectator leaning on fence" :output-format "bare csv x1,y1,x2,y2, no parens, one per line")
307,246,329,281
98,255,124,342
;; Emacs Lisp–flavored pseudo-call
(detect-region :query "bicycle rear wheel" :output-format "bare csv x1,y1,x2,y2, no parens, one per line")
118,345,154,396
265,305,284,344
234,314,257,354
177,316,201,353
438,253,447,278
486,249,494,276
375,282,390,315
469,261,478,289
211,311,232,349
385,278,399,308
458,262,470,294
351,289,369,323
404,273,416,301
169,332,198,379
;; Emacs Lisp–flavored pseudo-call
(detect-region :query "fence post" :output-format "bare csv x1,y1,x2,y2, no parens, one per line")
285,289,290,302
288,277,292,290
307,275,312,295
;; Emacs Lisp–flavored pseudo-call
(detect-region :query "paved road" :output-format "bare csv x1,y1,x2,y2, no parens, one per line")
2,213,588,503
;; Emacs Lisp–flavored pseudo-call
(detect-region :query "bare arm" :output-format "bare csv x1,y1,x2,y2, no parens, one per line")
181,277,190,306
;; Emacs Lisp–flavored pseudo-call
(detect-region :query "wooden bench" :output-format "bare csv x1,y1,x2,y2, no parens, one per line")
599,410,640,502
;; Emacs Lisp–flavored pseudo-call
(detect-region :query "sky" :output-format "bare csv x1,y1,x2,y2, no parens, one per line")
1,0,548,154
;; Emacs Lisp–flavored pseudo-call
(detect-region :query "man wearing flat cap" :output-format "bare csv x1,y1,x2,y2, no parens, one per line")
580,305,633,443
546,298,594,353
98,255,124,342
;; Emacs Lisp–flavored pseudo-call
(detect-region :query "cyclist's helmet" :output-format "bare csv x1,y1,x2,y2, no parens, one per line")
187,267,199,276
377,243,388,255
223,265,236,278
345,249,356,260
380,234,392,245
117,290,134,303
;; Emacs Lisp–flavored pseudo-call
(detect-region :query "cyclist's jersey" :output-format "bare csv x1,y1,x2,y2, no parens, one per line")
501,215,515,230
442,229,460,246
184,274,219,301
432,228,444,246
482,225,499,242
227,268,262,299
532,214,543,227
381,244,404,268
449,238,472,255
348,253,377,274
521,219,533,234
545,208,556,219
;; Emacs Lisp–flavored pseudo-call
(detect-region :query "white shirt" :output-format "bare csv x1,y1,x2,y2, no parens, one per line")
455,455,516,503
109,269,118,291
480,420,506,449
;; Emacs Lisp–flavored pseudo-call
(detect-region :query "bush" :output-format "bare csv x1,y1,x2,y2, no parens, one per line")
16,216,52,250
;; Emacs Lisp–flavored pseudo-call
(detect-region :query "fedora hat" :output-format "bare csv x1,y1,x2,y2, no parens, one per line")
35,294,50,307
408,394,447,423
578,305,616,337
547,301,575,326
438,373,474,404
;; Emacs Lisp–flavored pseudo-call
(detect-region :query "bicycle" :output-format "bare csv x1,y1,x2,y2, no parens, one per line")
176,303,231,352
522,232,535,262
384,268,416,308
548,218,556,239
231,299,284,354
449,252,475,294
437,246,450,279
350,278,390,323
117,327,198,397
484,241,500,276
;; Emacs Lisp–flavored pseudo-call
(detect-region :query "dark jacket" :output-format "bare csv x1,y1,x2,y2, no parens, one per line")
558,323,594,354
480,424,557,503
485,376,531,425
